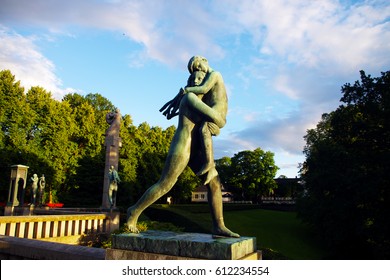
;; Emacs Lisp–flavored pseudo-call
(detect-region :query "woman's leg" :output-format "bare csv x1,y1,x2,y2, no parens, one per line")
197,122,216,178
184,92,225,128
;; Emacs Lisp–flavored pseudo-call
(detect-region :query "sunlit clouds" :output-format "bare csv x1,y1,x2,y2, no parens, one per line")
1,0,389,176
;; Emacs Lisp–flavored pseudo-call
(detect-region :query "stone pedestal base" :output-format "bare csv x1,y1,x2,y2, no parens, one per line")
4,206,33,216
106,230,261,260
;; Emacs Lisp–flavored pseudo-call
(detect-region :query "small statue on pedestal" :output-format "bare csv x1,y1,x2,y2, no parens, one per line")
108,166,120,208
30,174,39,206
38,174,45,206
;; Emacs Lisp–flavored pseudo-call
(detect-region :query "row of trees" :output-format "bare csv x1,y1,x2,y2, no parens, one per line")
0,70,197,206
298,70,390,259
0,69,278,207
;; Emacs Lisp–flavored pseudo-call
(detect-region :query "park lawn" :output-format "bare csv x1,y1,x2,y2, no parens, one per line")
148,204,325,260
222,209,324,260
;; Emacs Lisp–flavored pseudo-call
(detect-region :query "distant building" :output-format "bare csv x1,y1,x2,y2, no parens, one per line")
191,178,303,204
261,177,303,204
191,185,233,203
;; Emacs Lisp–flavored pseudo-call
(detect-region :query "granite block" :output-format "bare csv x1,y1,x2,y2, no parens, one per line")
111,230,257,260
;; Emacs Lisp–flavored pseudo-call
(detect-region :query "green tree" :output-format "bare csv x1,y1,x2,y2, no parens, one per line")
122,122,198,205
222,148,278,203
0,69,198,207
0,70,29,200
116,114,138,206
167,166,200,204
61,93,116,206
299,70,390,259
215,156,232,186
26,87,79,201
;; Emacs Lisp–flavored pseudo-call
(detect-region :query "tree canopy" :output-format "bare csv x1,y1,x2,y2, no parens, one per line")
1,69,280,209
0,69,201,206
216,148,278,203
298,70,390,259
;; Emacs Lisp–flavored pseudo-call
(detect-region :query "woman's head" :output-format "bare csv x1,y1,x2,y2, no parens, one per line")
187,70,206,86
188,56,209,74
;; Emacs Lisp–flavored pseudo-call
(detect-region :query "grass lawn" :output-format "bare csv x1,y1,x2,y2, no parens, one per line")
145,204,326,260
223,209,324,259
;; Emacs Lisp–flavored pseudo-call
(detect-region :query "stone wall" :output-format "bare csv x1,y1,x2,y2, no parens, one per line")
0,235,105,260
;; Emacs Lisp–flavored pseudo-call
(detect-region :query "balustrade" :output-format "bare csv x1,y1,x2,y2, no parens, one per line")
0,213,114,240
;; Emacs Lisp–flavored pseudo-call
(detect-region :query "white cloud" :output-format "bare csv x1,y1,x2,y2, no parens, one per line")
222,0,390,74
273,75,299,100
0,26,76,99
1,0,389,178
214,114,309,177
0,0,226,67
2,0,388,72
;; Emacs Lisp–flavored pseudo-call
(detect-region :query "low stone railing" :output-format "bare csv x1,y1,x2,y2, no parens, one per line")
0,235,106,260
0,213,117,242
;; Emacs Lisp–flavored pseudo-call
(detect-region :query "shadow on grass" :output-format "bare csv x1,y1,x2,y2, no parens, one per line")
147,204,326,259
145,205,209,233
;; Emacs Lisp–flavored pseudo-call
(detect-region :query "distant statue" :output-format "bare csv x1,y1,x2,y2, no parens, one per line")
30,174,39,205
39,174,45,206
127,56,239,238
108,166,120,208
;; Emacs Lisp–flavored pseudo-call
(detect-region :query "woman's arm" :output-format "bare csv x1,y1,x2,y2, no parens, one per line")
185,71,220,94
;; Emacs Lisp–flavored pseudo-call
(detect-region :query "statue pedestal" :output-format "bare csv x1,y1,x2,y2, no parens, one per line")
106,230,261,260
4,205,33,216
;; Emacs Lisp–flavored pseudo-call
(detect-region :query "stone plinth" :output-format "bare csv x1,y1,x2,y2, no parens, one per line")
107,230,260,260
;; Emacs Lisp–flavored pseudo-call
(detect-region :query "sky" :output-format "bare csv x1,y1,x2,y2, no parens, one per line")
1,0,390,178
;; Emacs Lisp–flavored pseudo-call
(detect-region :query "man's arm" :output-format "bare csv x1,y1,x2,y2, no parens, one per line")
185,71,220,94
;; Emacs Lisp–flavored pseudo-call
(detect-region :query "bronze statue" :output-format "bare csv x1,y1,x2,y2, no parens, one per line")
127,56,239,238
30,174,39,205
39,174,45,206
108,165,120,208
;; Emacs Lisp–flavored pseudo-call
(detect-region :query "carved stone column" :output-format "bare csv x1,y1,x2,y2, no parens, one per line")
102,109,121,209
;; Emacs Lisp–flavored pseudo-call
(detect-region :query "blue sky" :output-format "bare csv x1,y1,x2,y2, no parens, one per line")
1,0,390,178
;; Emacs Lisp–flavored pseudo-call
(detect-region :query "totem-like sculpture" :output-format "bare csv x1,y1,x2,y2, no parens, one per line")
102,108,122,209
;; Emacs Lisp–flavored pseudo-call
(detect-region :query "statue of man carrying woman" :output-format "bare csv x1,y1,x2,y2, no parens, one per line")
126,56,240,238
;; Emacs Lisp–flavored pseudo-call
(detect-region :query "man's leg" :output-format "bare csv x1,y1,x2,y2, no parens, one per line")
127,120,193,233
207,176,240,238
197,122,215,175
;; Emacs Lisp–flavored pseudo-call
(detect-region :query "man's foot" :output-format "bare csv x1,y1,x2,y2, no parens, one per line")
212,226,240,238
126,207,139,233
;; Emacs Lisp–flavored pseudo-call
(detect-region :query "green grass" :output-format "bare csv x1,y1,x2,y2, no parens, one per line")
146,204,326,260
223,209,323,259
